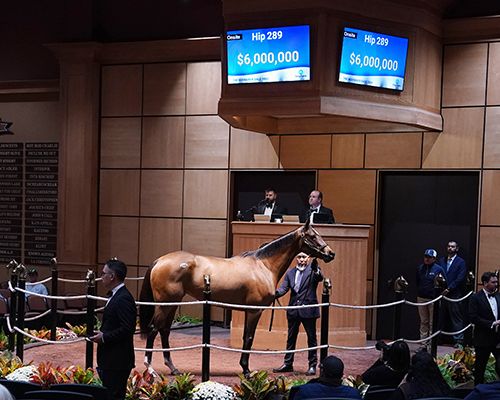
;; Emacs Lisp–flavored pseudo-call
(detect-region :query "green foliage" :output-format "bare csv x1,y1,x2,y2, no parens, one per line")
233,370,281,400
66,365,102,386
125,369,195,400
174,314,202,325
167,372,196,400
0,350,24,377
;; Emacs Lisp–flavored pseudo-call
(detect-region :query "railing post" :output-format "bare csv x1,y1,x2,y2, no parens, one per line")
7,260,19,352
50,258,58,341
85,270,96,370
392,276,408,340
202,274,211,382
320,278,331,363
15,264,27,361
431,273,446,358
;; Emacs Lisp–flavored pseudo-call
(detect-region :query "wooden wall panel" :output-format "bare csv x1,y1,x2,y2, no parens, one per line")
143,63,187,115
422,107,484,168
442,44,487,107
331,134,364,168
139,218,182,265
483,107,500,168
478,227,500,282
280,135,331,168
186,62,221,115
142,116,185,168
318,170,377,224
230,128,279,169
183,170,228,218
487,43,500,105
140,170,183,217
98,216,139,265
182,219,227,257
124,266,140,299
480,170,500,225
185,116,229,168
100,118,141,168
99,170,140,215
365,133,422,168
101,65,143,116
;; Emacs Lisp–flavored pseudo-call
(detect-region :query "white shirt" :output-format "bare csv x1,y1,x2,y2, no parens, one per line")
106,282,125,305
264,203,274,216
484,289,498,320
309,205,321,223
446,254,456,272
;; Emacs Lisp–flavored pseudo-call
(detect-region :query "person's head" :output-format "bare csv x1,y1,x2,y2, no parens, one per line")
296,252,310,271
27,268,39,283
308,190,323,208
264,188,277,204
446,241,459,257
0,384,14,400
385,340,410,372
423,249,437,265
319,355,344,385
482,271,498,293
406,350,450,396
102,258,127,290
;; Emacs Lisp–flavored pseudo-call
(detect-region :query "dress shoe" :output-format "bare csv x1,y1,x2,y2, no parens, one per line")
273,364,293,373
305,366,316,376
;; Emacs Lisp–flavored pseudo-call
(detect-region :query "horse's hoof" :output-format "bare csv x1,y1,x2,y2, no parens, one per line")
170,368,181,376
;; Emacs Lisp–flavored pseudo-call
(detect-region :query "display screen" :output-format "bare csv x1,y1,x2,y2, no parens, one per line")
339,27,409,91
226,25,310,84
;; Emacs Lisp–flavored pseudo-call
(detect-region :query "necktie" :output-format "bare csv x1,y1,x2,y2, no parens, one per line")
489,293,496,298
294,270,303,292
446,258,452,272
310,208,318,213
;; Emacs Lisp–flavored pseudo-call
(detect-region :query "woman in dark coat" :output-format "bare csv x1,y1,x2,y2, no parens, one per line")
362,340,410,387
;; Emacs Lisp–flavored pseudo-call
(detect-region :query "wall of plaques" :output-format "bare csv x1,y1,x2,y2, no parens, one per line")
0,142,58,266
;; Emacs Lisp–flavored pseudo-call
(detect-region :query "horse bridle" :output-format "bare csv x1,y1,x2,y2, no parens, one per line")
303,236,327,256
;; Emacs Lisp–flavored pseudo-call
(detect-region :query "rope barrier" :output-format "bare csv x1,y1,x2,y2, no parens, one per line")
134,343,204,353
405,296,442,306
330,299,405,309
12,326,86,345
57,277,88,283
27,277,52,285
207,343,328,354
25,309,51,321
443,291,473,303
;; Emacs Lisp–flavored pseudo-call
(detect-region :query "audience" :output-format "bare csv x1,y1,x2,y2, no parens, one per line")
289,355,361,399
389,350,451,400
362,340,410,387
464,380,500,400
0,385,14,400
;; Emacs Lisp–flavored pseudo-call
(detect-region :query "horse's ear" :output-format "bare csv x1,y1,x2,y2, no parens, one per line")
303,218,311,231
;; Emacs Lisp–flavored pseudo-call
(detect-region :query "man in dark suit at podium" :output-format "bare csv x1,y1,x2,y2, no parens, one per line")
252,188,288,217
469,271,500,385
300,190,335,224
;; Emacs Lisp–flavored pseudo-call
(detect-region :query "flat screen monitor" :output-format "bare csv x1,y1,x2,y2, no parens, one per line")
226,25,310,84
338,27,409,91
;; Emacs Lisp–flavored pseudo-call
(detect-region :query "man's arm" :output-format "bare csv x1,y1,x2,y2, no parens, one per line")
102,293,137,344
448,258,467,291
276,272,292,298
469,294,496,330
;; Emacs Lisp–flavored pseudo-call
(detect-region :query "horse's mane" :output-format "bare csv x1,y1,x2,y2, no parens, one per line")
241,229,298,259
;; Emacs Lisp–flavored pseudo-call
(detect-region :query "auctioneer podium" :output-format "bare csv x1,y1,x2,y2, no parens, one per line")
230,221,371,349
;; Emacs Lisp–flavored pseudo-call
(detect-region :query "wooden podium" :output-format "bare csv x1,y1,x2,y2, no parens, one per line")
230,221,370,349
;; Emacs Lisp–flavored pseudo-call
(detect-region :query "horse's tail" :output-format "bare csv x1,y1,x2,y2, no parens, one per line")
139,264,155,338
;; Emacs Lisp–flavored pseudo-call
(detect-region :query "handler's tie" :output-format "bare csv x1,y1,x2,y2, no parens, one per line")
294,270,303,292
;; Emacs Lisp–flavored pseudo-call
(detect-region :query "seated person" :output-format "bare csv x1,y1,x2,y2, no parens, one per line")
289,355,362,400
249,188,288,220
25,268,48,298
361,340,410,387
300,190,335,224
389,350,451,400
464,380,500,400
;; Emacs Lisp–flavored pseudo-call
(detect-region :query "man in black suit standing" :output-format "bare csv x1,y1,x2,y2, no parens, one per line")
90,259,136,400
252,188,288,217
273,252,323,376
439,240,467,347
469,271,500,385
300,190,335,224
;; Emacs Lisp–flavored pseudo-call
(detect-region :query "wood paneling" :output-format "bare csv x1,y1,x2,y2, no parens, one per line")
100,118,141,168
182,219,227,257
422,107,484,169
331,134,364,168
478,227,500,280
442,44,487,107
484,107,500,168
98,216,139,265
140,170,183,217
185,116,229,168
365,133,422,168
480,170,500,225
186,62,221,115
230,128,279,169
318,170,377,224
143,63,187,115
142,116,185,168
487,42,500,105
101,65,143,116
280,135,331,168
99,170,140,215
183,170,228,218
139,218,182,265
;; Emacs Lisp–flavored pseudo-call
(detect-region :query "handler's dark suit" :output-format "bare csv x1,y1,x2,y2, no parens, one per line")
300,205,335,224
276,262,323,368
97,285,137,400
469,289,500,385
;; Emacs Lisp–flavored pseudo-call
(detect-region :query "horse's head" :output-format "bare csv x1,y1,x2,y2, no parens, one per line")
299,219,335,262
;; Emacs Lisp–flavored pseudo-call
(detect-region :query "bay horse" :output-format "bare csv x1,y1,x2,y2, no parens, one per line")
139,219,335,375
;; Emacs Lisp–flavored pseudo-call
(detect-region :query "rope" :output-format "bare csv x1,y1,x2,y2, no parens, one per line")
405,296,443,306
12,326,86,344
25,309,51,321
27,277,52,285
330,299,405,310
136,300,203,307
134,344,204,352
207,300,329,311
57,278,88,283
207,343,328,354
125,277,144,281
443,291,473,303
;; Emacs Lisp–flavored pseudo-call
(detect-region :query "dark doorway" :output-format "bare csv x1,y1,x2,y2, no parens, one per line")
376,171,479,340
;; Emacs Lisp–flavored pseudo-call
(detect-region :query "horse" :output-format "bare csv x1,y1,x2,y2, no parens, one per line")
139,219,335,375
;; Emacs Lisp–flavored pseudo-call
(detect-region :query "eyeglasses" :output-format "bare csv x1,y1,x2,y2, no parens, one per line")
101,271,114,277
297,255,308,259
